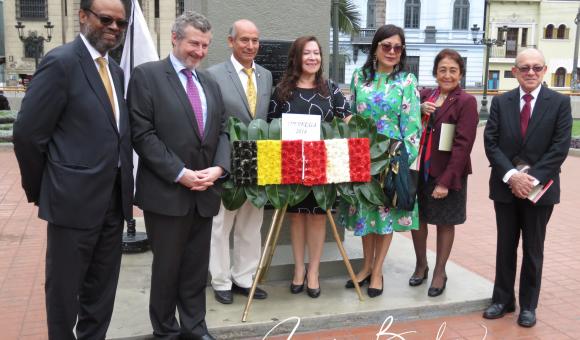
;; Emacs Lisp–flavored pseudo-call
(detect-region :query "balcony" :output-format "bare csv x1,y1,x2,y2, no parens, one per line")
351,28,376,45
490,44,536,59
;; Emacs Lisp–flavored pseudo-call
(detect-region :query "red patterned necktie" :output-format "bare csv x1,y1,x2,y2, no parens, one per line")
520,93,533,137
181,69,204,138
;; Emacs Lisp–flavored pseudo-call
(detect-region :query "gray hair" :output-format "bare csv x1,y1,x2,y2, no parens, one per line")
172,11,211,40
515,48,546,66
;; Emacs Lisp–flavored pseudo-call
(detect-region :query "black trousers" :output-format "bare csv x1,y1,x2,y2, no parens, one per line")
144,208,212,340
45,173,124,340
492,200,553,310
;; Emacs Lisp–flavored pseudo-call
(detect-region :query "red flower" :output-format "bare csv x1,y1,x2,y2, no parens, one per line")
303,141,327,186
348,138,371,182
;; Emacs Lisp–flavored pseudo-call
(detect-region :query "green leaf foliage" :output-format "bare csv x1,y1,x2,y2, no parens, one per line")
332,118,349,138
348,115,369,138
265,185,290,209
247,119,269,140
287,184,311,207
244,185,268,208
269,118,281,140
337,182,356,205
312,184,337,211
370,153,389,175
321,121,334,139
222,179,247,210
228,116,247,141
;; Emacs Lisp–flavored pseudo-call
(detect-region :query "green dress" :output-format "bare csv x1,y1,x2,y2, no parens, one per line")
339,68,422,235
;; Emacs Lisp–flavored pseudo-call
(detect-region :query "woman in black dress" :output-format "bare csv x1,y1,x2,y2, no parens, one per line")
268,36,351,298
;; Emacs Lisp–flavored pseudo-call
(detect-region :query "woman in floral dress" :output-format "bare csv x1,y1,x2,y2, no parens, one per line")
340,24,421,297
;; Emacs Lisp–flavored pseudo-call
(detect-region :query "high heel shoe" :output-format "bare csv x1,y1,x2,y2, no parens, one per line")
367,276,383,298
427,276,447,297
409,267,429,287
306,273,321,298
290,271,307,294
345,274,371,289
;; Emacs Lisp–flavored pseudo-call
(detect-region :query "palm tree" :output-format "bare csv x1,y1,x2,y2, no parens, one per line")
331,0,362,34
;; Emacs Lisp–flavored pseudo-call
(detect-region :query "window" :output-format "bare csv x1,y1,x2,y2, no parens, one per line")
504,70,514,78
453,0,470,30
407,56,420,80
545,24,554,39
176,0,184,17
17,0,47,19
555,67,566,87
557,24,567,39
521,28,528,47
404,0,421,29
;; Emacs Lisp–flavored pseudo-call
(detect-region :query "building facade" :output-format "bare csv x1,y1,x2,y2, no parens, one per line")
3,0,330,83
349,0,485,88
488,0,580,90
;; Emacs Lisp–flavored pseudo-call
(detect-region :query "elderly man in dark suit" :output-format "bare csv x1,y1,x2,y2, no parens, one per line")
13,0,133,338
128,11,229,340
207,19,272,305
483,48,572,327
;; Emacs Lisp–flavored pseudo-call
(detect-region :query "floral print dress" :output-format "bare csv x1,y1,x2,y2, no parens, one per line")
340,68,422,235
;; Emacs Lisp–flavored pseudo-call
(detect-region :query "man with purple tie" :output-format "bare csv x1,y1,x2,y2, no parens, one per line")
128,11,229,340
483,48,571,328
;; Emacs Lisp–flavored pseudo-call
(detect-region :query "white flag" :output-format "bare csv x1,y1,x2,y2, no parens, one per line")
119,0,158,188
120,0,158,93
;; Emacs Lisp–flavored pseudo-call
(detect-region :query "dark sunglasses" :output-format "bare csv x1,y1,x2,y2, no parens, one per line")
516,65,545,73
379,43,405,54
85,8,128,29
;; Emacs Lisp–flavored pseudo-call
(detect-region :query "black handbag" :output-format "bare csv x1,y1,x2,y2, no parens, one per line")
383,138,419,211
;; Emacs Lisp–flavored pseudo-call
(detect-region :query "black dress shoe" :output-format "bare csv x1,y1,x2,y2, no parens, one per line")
290,272,306,294
195,333,216,340
213,289,233,304
427,276,447,297
409,267,429,287
517,309,536,327
306,273,321,298
345,274,371,289
232,283,268,299
367,276,383,298
482,302,516,319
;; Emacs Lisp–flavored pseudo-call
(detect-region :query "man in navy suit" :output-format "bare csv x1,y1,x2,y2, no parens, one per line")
13,0,133,338
483,48,572,327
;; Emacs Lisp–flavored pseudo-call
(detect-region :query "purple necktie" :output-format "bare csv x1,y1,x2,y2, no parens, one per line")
520,93,533,137
181,69,204,138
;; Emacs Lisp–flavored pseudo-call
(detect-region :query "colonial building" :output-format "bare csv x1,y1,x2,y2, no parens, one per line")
487,0,580,90
3,0,330,84
349,0,485,88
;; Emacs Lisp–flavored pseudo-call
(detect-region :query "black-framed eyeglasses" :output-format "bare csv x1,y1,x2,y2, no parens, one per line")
84,8,128,29
516,65,545,73
378,43,405,54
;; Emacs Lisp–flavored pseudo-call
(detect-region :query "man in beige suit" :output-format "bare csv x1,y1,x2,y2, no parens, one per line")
207,19,272,304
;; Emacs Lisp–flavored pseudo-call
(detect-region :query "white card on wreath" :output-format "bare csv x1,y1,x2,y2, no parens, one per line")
281,113,321,141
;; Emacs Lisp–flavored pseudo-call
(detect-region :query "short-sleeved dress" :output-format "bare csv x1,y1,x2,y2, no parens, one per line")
339,68,422,235
268,82,351,214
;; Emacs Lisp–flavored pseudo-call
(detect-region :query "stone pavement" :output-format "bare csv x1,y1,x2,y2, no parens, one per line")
1,126,580,339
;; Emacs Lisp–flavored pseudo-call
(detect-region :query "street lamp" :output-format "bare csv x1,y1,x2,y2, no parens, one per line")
471,23,508,120
15,20,54,69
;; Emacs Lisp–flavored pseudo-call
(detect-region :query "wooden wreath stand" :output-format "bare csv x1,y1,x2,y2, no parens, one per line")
241,204,364,322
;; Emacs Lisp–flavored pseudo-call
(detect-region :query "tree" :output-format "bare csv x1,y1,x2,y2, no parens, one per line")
331,0,362,34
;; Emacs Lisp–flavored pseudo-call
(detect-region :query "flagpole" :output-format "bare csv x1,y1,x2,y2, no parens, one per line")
122,0,149,254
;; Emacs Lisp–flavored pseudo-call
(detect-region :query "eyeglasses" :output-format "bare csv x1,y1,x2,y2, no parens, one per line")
378,43,405,54
84,8,128,29
516,65,545,73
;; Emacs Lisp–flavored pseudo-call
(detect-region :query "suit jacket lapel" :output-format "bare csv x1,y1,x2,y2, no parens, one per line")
76,37,118,132
523,86,550,145
255,65,268,111
506,88,523,143
226,60,252,118
109,63,125,136
197,71,213,140
163,58,203,141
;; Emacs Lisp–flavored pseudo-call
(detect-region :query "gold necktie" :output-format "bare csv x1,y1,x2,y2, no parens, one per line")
243,68,257,118
96,57,116,120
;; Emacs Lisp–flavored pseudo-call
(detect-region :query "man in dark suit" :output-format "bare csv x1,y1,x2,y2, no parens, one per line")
12,0,133,338
128,11,229,340
207,19,272,305
483,48,572,327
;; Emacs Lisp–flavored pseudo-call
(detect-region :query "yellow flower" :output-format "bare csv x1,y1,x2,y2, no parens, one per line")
257,140,282,185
